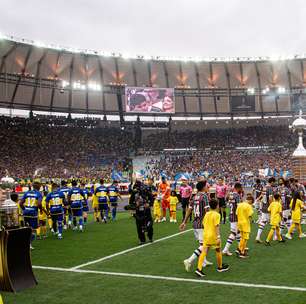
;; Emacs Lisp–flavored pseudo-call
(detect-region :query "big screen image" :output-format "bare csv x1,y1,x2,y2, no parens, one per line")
230,95,255,112
125,87,175,113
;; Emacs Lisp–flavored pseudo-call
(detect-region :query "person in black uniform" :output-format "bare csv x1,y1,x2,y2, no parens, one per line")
127,179,154,245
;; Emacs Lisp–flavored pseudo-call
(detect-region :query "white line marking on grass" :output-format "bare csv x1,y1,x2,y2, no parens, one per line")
32,265,306,292
70,229,192,270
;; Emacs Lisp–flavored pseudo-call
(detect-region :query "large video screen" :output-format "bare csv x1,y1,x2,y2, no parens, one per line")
125,87,175,113
230,95,255,112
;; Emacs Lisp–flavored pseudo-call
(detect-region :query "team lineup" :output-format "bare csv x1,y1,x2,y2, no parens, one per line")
14,175,306,278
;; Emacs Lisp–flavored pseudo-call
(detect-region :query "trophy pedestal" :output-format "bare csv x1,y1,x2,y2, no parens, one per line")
292,156,306,183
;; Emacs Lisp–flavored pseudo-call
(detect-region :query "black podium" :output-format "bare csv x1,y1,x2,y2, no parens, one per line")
0,227,37,292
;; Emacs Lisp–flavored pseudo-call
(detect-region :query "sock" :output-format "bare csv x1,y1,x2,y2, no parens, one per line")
216,250,222,268
73,217,77,227
58,221,63,234
223,233,235,252
79,218,83,226
256,224,265,239
280,222,285,235
236,232,241,243
37,227,41,237
84,217,87,223
163,209,166,217
188,247,202,263
238,238,246,253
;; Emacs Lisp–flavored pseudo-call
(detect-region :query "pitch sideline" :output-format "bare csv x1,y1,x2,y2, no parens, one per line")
70,228,193,270
32,265,306,292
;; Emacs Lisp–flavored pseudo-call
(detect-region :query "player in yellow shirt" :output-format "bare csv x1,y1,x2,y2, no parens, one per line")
236,193,254,258
37,191,48,239
169,190,179,223
285,191,306,239
265,193,285,245
196,199,229,277
153,196,162,223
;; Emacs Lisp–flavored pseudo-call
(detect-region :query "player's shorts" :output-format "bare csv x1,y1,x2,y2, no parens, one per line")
218,197,226,208
71,208,83,217
39,219,47,226
162,199,170,209
24,216,39,229
282,209,291,220
50,212,64,222
193,228,203,244
203,239,220,249
82,203,89,212
260,212,270,223
110,202,118,207
169,205,177,212
98,203,108,211
240,231,250,240
181,197,190,209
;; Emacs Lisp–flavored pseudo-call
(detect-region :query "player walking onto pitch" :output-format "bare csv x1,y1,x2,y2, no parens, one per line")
255,177,278,243
95,179,109,223
222,182,242,256
46,183,66,239
19,181,43,249
158,177,170,222
180,181,213,272
68,180,86,232
195,199,229,277
108,180,122,221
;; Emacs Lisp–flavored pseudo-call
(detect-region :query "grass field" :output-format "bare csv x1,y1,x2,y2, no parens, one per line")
3,212,306,304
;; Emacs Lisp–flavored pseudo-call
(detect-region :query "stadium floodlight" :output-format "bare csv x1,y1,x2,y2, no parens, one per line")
277,86,286,94
247,88,255,95
34,41,46,48
61,80,70,88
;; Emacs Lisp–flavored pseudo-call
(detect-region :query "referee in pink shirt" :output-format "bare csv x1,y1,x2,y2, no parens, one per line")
216,177,229,224
179,178,193,222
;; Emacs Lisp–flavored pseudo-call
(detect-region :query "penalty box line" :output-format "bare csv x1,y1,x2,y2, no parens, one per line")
32,266,306,293
70,229,193,270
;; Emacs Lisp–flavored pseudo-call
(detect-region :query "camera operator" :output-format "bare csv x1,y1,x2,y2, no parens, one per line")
127,179,155,245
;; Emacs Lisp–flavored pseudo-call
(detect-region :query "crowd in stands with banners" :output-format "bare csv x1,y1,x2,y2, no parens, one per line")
0,115,296,182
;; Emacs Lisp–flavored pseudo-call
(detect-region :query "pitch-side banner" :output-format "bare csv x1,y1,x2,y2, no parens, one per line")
125,87,175,113
230,95,255,112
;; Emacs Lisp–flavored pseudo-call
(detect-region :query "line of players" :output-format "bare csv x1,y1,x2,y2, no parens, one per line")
15,178,121,248
180,177,306,277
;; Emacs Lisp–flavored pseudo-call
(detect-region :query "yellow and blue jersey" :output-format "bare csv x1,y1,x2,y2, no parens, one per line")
59,187,71,206
68,187,86,210
21,190,42,217
108,185,119,204
46,190,65,215
82,188,89,211
95,185,108,204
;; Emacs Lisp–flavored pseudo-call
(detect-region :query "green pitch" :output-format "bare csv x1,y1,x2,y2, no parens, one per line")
3,212,306,304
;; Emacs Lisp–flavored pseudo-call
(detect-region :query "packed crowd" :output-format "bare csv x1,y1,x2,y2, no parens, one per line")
0,115,297,181
0,116,133,178
145,149,292,182
142,126,296,151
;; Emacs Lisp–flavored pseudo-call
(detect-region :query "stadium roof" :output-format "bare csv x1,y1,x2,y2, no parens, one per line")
0,37,306,118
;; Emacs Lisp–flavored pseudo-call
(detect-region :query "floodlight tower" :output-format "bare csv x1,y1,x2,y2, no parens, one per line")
290,109,306,182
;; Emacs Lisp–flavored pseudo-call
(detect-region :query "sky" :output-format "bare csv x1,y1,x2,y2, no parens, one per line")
1,0,306,58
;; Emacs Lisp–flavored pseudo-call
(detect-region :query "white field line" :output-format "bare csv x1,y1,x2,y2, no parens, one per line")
70,229,193,270
32,265,306,292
